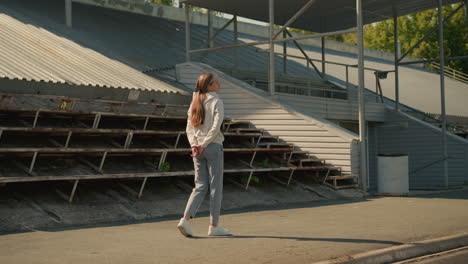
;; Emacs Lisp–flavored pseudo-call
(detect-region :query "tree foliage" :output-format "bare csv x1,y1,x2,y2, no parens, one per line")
148,0,174,6
326,3,467,73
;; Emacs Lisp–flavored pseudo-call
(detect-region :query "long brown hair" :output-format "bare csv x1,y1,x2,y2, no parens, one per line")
190,73,216,127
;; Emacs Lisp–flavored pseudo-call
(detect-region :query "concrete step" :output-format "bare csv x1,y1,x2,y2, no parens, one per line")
228,128,264,133
257,142,293,148
326,175,356,180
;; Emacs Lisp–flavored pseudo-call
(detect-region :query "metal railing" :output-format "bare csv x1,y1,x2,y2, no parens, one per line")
428,61,468,84
255,49,394,102
253,80,348,99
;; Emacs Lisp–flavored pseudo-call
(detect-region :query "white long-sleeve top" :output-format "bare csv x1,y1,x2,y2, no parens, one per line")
186,91,225,148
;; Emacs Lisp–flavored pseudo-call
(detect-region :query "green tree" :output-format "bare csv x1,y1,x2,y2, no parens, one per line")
148,0,174,6
324,4,467,74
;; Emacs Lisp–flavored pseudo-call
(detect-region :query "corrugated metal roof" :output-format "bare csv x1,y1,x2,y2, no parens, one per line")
0,5,185,94
0,0,315,79
182,0,463,33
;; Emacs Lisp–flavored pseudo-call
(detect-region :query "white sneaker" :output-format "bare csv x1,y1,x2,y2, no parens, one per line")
177,218,193,237
208,225,232,236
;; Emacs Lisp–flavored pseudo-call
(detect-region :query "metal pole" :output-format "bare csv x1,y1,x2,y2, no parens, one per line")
185,3,191,62
465,0,468,26
375,72,379,103
346,65,349,89
208,10,213,48
283,30,287,73
357,0,367,192
65,0,72,28
393,13,400,111
269,0,275,96
321,37,326,78
234,15,238,67
438,0,448,188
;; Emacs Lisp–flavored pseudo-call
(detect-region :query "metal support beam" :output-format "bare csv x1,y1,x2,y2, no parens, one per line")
375,72,379,102
189,28,356,54
438,0,448,188
255,135,263,148
174,133,181,148
272,0,315,39
143,116,150,130
185,3,191,62
268,0,275,96
465,0,468,26
138,177,148,199
376,75,385,103
393,13,400,111
29,152,38,174
356,0,368,192
245,171,255,190
64,131,72,148
207,16,236,46
283,31,287,73
321,37,326,78
345,65,349,89
249,151,257,166
158,151,168,170
233,15,239,67
322,169,332,184
65,0,72,28
92,113,101,129
99,152,107,172
32,110,40,128
287,169,296,186
124,132,134,149
284,29,323,78
69,179,79,203
207,10,213,48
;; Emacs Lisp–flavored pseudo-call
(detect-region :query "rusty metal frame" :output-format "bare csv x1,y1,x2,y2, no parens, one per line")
0,126,262,137
0,94,346,199
0,147,294,155
69,179,79,203
287,169,296,186
1,157,342,200
0,93,189,110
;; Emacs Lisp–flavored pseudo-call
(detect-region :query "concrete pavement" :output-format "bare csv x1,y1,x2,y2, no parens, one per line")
1,189,468,264
393,246,468,264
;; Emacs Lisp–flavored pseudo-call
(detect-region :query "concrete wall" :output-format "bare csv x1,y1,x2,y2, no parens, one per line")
367,108,468,191
0,78,190,105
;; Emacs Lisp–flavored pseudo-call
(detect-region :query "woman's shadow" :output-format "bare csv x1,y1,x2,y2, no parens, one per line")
190,235,402,245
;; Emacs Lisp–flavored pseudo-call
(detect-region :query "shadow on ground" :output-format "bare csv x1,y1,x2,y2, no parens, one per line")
190,235,403,246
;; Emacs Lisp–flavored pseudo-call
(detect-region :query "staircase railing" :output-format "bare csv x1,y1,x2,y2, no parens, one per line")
428,61,468,84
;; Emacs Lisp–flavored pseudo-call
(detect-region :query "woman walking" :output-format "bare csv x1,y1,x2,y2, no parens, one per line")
177,73,231,237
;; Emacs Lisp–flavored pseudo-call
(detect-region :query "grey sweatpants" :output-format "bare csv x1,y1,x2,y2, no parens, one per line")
183,142,224,225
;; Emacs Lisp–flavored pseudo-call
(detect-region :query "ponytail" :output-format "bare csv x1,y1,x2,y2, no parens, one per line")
190,92,206,127
190,73,215,127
